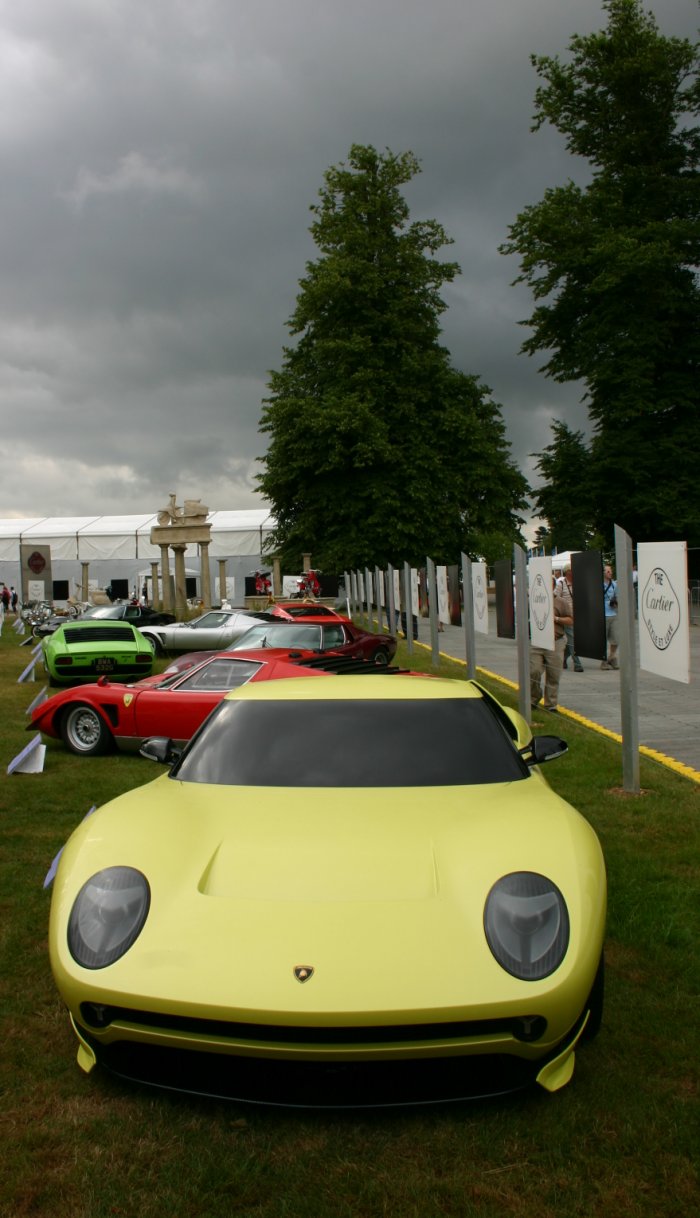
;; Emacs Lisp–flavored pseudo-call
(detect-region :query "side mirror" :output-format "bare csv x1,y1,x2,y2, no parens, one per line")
520,735,568,767
140,737,181,765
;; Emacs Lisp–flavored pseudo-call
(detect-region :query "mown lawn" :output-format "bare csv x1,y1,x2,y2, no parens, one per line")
1,625,698,1218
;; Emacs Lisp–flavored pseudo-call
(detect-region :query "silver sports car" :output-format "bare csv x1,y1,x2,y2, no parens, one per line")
139,609,267,655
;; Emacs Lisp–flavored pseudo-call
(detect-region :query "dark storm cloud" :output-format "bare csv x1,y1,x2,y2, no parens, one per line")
0,0,695,532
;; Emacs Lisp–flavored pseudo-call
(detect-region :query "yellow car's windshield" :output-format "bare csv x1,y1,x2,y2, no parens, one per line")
172,698,529,787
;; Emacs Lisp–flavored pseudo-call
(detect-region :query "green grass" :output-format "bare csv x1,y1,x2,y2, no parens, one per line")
1,626,698,1218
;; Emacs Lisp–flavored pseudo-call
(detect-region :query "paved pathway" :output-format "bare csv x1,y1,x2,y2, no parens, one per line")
403,609,700,781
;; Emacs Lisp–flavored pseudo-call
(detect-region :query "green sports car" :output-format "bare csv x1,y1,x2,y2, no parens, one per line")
42,619,155,685
48,674,606,1107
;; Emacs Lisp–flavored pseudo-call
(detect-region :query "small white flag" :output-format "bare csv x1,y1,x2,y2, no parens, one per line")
7,734,46,775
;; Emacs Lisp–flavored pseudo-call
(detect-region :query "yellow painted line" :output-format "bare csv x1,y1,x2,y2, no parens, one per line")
637,748,700,784
412,639,700,786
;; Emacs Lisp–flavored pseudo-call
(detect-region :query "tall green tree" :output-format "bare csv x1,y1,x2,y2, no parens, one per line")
258,145,527,570
531,420,595,552
501,0,700,546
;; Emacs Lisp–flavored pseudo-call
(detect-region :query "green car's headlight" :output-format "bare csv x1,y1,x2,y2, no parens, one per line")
68,867,150,969
484,872,569,980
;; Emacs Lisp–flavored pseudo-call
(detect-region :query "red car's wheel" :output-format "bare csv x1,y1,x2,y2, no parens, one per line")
60,704,113,756
372,647,389,666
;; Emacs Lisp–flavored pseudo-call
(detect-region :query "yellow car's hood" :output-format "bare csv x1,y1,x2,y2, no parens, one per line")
51,772,605,1032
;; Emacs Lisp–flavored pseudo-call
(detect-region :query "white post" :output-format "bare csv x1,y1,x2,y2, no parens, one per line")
461,552,476,680
387,564,396,636
427,557,440,666
615,523,640,793
514,543,530,724
403,562,413,653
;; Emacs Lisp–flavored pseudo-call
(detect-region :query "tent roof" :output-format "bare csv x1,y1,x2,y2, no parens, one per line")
550,551,581,571
209,509,273,530
0,509,275,562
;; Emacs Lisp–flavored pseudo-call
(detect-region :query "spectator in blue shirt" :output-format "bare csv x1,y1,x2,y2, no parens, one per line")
602,564,619,670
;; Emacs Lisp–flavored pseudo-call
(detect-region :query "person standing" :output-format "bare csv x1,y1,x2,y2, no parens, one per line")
530,582,572,713
602,564,619,670
556,566,583,672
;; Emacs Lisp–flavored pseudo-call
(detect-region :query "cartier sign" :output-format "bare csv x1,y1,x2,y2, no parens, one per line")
637,542,689,684
641,568,681,651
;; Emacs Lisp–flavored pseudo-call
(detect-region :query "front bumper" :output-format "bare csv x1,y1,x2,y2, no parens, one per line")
48,658,153,683
70,1005,591,1107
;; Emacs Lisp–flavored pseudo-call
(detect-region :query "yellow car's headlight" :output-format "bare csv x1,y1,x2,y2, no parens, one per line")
484,872,569,980
68,867,150,970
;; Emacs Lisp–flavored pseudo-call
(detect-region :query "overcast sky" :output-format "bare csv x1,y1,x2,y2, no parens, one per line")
0,0,696,536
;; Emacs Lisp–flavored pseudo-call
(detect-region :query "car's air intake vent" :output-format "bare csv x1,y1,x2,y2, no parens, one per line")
79,1004,545,1044
65,627,134,644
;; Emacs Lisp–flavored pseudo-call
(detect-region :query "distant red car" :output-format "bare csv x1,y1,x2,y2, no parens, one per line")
29,652,328,757
267,604,345,623
268,602,345,620
161,618,398,677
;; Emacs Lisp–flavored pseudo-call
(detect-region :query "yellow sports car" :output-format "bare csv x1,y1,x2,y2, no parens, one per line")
48,675,606,1107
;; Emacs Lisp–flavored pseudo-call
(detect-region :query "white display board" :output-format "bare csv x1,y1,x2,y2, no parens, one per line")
528,557,555,651
472,562,489,636
376,570,384,609
637,541,690,684
215,576,235,603
436,565,450,626
282,575,308,598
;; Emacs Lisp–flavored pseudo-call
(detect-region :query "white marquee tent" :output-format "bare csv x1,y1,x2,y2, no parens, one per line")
0,509,275,562
0,509,276,604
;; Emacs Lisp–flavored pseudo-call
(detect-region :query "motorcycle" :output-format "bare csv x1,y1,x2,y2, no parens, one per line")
295,570,321,599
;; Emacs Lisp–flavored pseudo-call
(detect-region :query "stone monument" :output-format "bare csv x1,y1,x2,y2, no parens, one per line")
150,494,212,618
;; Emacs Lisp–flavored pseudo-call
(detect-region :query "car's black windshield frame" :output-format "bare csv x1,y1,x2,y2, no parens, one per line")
171,698,529,787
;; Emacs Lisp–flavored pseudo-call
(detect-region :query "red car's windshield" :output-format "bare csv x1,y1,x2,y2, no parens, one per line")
230,623,324,650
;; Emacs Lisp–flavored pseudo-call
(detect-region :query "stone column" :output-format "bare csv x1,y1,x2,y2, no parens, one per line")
272,555,281,598
200,541,212,610
218,560,228,605
80,562,90,601
150,562,159,607
171,543,188,619
159,545,171,612
150,516,211,618
302,553,312,572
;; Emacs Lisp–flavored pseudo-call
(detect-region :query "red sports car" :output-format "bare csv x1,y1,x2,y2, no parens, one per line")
268,602,345,620
29,652,328,757
160,618,398,677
